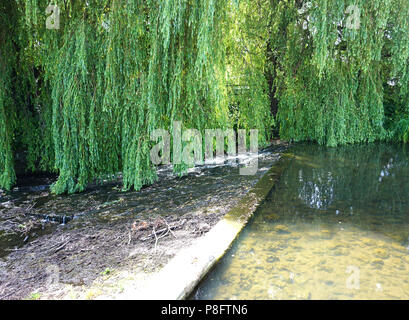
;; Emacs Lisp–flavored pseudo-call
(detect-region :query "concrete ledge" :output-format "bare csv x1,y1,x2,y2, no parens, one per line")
118,153,294,300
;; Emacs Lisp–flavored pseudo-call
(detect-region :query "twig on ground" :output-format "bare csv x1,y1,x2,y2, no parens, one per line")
153,226,159,251
128,230,132,245
4,247,24,252
47,240,70,254
163,219,177,238
140,224,178,242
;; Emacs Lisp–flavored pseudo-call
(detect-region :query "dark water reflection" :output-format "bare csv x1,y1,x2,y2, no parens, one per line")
278,143,409,241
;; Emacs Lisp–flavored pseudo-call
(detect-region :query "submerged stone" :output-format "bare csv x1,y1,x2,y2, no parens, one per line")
274,225,290,234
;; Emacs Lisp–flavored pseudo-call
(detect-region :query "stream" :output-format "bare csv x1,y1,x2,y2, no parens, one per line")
193,143,409,300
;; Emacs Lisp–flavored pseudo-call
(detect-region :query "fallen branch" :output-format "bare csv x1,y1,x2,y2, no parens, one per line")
4,247,25,252
46,240,70,254
140,225,177,242
129,218,186,246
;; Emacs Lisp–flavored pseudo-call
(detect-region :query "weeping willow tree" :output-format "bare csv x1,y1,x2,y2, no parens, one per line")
268,0,409,146
1,0,55,190
1,0,233,194
224,0,275,145
0,1,17,190
120,0,231,188
1,0,409,194
223,0,409,146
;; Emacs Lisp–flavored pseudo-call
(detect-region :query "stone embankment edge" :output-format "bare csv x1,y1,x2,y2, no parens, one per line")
118,153,294,300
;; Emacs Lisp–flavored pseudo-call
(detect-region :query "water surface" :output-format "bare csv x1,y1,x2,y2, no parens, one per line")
194,143,409,300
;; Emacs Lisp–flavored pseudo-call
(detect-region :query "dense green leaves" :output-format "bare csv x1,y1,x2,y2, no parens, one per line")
1,0,233,193
0,1,408,193
272,0,409,146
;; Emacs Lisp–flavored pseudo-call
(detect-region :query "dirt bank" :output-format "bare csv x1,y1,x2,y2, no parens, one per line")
0,145,286,300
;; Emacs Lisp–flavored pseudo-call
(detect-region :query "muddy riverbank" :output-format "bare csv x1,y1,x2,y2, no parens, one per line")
0,144,286,300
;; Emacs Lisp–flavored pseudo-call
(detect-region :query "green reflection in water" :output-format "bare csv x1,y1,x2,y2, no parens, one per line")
194,143,409,300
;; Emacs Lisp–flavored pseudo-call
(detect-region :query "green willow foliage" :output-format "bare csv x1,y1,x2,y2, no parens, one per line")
0,0,408,193
1,0,233,194
224,0,274,145
0,2,17,190
270,0,409,146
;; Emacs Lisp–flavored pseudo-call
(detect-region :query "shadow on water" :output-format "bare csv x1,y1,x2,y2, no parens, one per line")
193,143,409,300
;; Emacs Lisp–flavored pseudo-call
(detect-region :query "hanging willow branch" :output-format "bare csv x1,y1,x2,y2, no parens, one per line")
0,0,408,193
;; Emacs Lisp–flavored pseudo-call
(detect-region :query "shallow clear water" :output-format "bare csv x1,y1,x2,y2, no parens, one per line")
194,143,409,300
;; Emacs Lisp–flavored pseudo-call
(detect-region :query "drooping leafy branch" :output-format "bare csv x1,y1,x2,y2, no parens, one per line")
1,0,408,193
